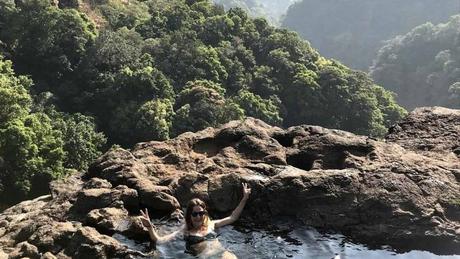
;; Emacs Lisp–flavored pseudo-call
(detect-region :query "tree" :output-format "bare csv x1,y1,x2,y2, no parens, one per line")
216,40,255,95
282,0,459,70
98,0,150,30
1,0,97,94
0,56,66,201
149,30,228,91
371,15,460,109
0,58,32,124
0,56,106,204
172,80,244,135
199,14,235,45
213,0,298,25
47,111,107,171
0,113,65,201
135,98,175,141
233,90,282,125
1,0,407,154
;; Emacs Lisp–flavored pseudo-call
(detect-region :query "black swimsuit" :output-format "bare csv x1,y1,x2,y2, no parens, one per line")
185,230,218,244
184,230,219,254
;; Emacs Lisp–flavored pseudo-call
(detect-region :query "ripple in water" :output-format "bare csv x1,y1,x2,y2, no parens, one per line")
113,222,460,259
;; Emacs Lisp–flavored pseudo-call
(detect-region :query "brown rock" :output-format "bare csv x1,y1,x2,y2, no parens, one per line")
0,249,8,259
0,114,459,255
28,222,78,253
209,173,243,212
40,252,57,259
64,227,125,258
386,106,460,155
72,185,138,214
9,241,39,259
135,181,180,212
86,207,129,233
72,188,113,213
83,178,112,189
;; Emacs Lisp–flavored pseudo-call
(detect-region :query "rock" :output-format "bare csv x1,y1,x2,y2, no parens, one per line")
0,249,7,259
72,188,113,213
134,181,180,213
386,106,460,155
122,216,150,240
28,222,78,253
86,207,129,233
174,172,210,205
169,208,185,222
267,167,361,227
49,173,83,201
83,178,112,189
87,148,140,186
41,252,57,259
0,114,459,254
9,241,40,259
208,173,243,212
64,227,128,258
72,185,138,214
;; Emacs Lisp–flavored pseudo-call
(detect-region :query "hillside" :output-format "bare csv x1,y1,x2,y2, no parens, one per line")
282,0,459,70
0,0,404,208
371,15,460,110
212,0,299,25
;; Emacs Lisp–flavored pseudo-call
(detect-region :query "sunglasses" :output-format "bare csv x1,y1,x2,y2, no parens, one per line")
191,211,207,217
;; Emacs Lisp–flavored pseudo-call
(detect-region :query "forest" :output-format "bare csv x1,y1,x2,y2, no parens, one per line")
371,16,460,110
212,0,298,25
282,0,460,70
0,0,406,207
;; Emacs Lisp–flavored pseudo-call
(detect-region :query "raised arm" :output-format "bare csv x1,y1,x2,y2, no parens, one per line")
140,209,183,244
214,182,251,228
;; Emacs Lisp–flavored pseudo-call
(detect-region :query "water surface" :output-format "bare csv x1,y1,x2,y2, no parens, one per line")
113,221,460,259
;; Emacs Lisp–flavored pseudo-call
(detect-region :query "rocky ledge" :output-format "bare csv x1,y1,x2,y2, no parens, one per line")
0,106,459,258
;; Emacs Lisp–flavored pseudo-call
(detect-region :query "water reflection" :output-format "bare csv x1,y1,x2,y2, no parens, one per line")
113,222,460,259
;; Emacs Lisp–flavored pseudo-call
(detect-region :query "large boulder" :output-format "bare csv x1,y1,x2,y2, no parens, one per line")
0,111,459,256
386,106,460,155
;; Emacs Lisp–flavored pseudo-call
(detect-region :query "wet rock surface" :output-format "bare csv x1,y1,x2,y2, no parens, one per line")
1,108,460,257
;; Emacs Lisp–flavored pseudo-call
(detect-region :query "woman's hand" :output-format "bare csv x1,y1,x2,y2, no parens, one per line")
140,208,165,243
140,208,153,229
214,182,252,228
242,182,251,200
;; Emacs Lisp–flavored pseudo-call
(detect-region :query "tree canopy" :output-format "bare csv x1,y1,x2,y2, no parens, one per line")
282,0,459,70
212,0,299,25
371,15,460,110
0,56,105,204
0,0,406,206
1,0,406,144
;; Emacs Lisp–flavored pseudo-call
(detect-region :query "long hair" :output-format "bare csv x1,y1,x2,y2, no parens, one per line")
185,198,210,231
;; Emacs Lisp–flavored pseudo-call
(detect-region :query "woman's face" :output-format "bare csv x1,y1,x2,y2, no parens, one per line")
191,205,206,228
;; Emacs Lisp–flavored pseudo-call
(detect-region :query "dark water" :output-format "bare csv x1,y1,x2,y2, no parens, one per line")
113,223,460,259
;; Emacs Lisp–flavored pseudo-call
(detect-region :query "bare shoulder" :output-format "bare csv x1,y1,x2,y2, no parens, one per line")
209,220,216,230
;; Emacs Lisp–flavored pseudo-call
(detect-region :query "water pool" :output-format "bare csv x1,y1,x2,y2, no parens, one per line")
113,222,460,259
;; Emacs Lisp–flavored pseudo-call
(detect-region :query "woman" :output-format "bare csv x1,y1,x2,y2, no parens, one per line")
140,183,252,258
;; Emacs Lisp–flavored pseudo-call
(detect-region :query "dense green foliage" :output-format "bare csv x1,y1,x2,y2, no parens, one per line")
371,16,460,110
1,0,97,94
212,0,298,25
282,0,459,70
0,0,406,206
0,56,106,204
